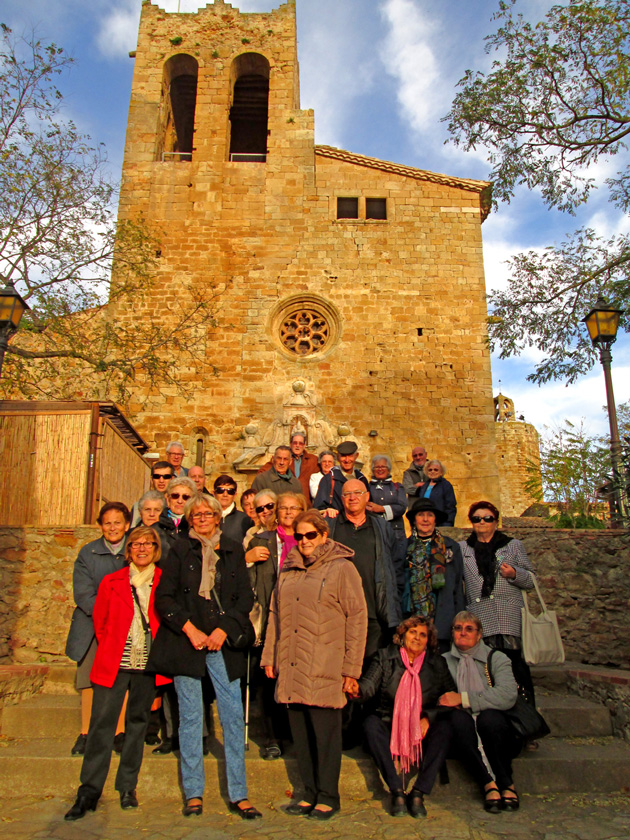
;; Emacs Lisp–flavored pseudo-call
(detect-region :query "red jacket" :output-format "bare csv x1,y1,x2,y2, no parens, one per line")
90,565,169,688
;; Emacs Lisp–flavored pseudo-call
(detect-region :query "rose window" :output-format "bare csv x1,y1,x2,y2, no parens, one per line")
280,308,330,356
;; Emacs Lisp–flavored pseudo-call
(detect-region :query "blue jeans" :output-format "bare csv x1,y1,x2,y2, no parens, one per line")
174,651,247,802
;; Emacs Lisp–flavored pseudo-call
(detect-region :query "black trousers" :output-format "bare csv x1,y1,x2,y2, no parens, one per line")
363,711,454,795
446,708,495,787
288,705,342,809
78,670,155,799
249,650,290,745
475,709,522,789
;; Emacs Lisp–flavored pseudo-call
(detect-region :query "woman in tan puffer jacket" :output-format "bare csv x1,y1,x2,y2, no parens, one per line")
261,510,367,820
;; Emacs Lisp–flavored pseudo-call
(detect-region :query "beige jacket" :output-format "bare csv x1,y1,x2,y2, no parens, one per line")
261,539,367,708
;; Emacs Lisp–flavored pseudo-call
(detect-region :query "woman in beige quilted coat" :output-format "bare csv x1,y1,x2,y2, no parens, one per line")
261,509,367,820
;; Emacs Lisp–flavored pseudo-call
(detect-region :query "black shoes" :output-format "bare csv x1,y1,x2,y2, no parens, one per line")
285,802,314,816
71,733,87,756
120,790,138,809
390,789,407,817
182,798,203,817
484,784,502,814
307,806,338,821
262,742,282,760
229,799,263,820
407,790,427,818
152,738,174,754
113,732,125,754
64,794,97,821
501,788,520,811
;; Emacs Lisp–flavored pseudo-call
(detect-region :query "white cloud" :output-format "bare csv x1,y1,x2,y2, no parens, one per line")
96,0,141,58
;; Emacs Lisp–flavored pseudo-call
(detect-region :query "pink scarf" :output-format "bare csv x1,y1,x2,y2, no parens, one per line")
277,525,297,571
390,647,425,774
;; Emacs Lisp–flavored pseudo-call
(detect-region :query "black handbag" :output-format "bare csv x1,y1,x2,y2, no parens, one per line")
486,650,550,742
212,587,256,650
130,585,152,659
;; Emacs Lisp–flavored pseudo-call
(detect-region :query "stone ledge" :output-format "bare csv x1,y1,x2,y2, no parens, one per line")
0,664,49,715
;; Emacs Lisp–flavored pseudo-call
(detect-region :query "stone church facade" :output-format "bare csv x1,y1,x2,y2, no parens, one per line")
114,0,508,523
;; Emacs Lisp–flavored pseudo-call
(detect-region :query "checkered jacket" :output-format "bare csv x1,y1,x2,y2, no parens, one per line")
459,537,534,638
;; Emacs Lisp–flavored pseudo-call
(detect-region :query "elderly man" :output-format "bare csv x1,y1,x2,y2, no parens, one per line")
166,441,188,477
213,474,254,543
255,432,319,503
313,441,369,515
326,479,401,660
251,446,302,495
402,445,429,503
188,465,211,495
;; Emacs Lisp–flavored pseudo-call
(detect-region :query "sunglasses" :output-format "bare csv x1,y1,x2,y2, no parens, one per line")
170,492,192,501
215,487,237,495
152,472,173,480
256,502,275,514
295,531,319,541
471,515,496,523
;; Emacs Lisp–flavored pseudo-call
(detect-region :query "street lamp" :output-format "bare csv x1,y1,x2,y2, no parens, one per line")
0,279,30,379
583,295,627,526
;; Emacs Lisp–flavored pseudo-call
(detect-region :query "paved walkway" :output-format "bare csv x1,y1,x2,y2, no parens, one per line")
1,791,628,840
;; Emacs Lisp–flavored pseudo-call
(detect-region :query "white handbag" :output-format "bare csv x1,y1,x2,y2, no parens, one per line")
521,574,565,666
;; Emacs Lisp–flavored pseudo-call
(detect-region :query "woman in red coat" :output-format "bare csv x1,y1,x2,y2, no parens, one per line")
65,526,167,821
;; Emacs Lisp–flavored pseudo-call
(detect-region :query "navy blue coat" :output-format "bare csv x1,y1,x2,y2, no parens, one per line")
314,466,369,512
416,477,457,526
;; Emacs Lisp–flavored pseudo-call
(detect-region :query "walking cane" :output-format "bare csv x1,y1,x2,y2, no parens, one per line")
244,648,251,751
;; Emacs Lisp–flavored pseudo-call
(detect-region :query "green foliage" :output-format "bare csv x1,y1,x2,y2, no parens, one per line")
445,0,630,384
0,26,219,404
169,36,183,46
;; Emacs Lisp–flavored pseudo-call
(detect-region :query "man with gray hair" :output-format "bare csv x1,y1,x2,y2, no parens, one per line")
166,441,188,477
251,446,302,495
254,432,318,502
402,445,428,503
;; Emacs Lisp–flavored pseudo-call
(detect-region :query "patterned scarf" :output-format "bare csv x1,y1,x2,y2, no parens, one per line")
128,562,155,668
190,528,221,600
407,528,448,618
390,647,425,773
277,525,297,571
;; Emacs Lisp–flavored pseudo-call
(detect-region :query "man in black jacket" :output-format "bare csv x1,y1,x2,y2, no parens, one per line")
314,441,369,514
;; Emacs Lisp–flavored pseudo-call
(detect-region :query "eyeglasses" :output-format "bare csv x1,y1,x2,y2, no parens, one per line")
295,530,319,541
191,512,215,520
341,491,367,498
215,487,236,495
278,505,301,512
152,472,173,480
130,541,157,551
453,624,479,634
471,515,496,523
255,502,275,514
169,493,192,501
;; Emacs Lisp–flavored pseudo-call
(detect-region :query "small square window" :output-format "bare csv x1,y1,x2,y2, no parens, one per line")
337,197,359,219
366,198,387,220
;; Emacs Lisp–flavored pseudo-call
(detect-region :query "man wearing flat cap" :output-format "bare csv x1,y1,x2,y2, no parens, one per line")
313,441,369,515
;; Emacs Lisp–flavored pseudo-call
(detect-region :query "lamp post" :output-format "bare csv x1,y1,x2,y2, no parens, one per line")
582,295,627,527
0,279,30,379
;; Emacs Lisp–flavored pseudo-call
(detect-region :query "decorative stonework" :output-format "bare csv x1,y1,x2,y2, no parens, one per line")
270,295,340,360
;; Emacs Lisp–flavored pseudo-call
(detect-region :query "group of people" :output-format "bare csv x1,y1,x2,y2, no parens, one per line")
63,434,536,822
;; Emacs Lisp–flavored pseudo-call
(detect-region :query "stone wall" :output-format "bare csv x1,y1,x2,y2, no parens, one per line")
2,524,628,670
495,420,541,517
0,526,99,663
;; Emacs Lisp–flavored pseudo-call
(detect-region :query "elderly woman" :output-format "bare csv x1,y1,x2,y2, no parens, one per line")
404,498,465,651
65,502,131,757
135,490,166,529
366,454,408,598
152,477,195,555
354,616,456,818
440,612,521,811
148,494,261,820
459,501,536,706
65,527,165,820
247,490,308,760
416,460,457,526
262,510,367,820
309,450,335,501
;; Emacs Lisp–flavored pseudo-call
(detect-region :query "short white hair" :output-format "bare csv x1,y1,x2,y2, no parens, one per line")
166,441,185,454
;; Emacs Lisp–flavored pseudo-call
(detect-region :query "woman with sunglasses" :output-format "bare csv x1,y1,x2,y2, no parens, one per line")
262,510,367,820
65,527,166,820
459,501,536,708
247,491,307,759
151,477,196,556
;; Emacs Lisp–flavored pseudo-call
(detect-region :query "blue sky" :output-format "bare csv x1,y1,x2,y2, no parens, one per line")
4,0,629,438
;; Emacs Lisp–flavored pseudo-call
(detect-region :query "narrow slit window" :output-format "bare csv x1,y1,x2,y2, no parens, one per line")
366,198,387,220
337,197,359,219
